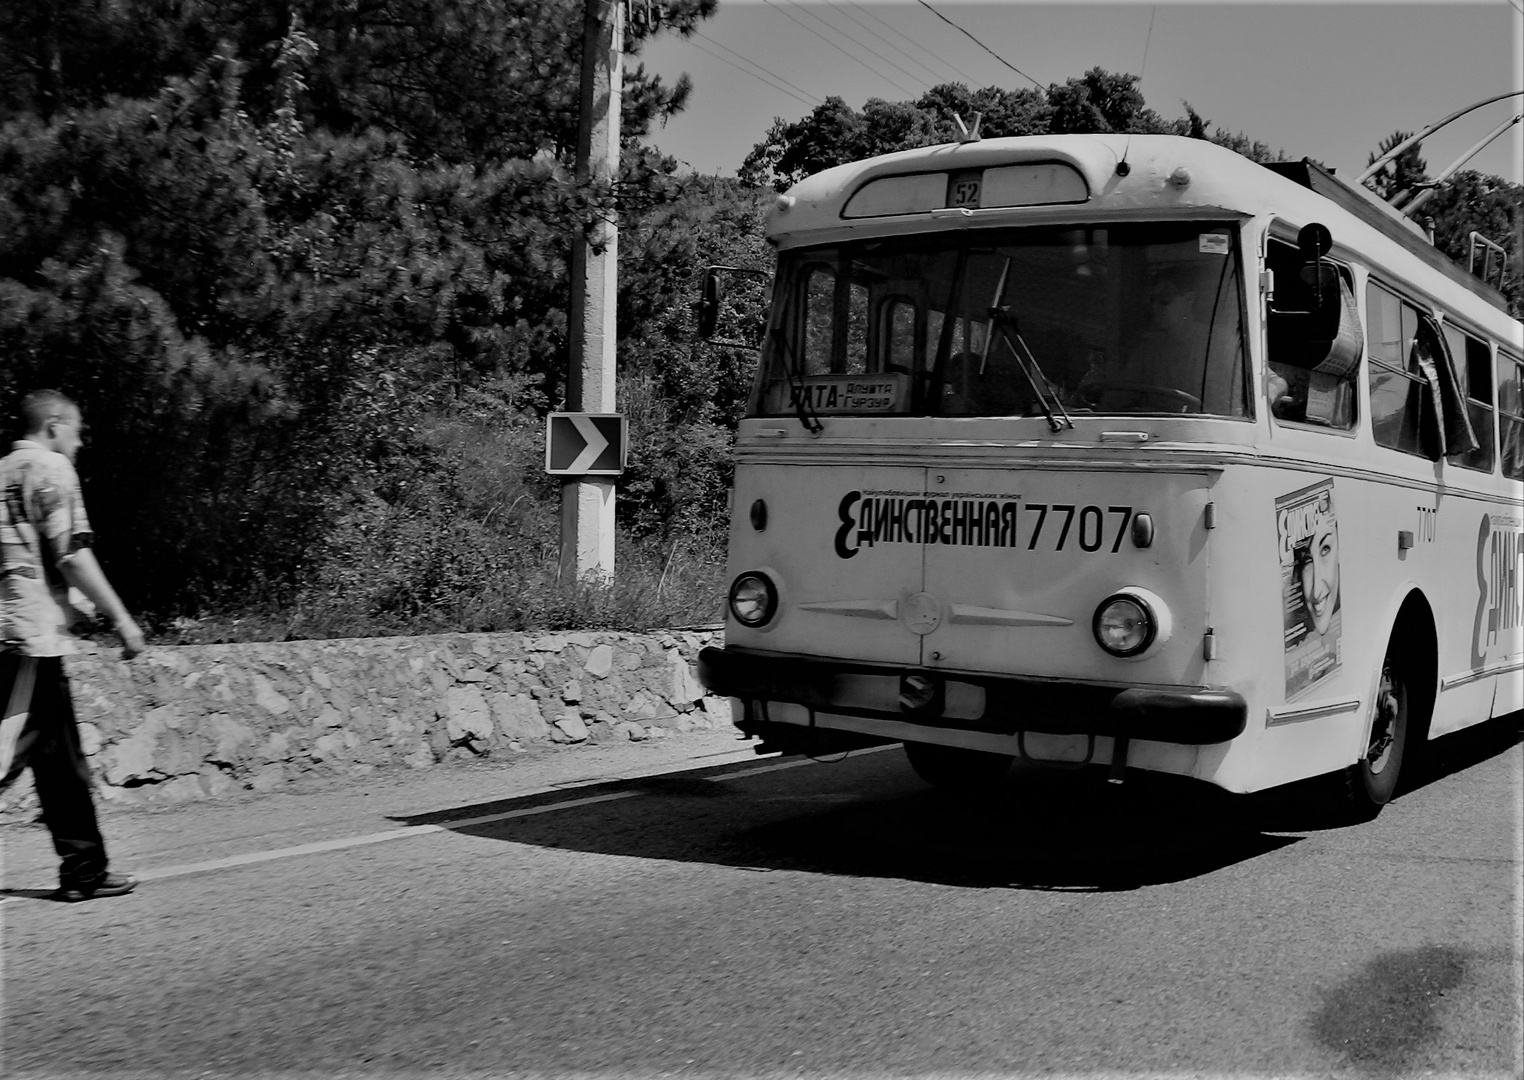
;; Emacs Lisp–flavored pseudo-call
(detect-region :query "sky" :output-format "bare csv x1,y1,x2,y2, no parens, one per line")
638,1,1523,185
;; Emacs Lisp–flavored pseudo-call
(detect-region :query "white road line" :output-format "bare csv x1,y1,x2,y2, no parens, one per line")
3,746,896,897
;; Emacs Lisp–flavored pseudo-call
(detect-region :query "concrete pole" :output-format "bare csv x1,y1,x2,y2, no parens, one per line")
562,0,622,581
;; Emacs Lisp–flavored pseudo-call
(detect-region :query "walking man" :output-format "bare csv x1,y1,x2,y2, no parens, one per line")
2,389,145,901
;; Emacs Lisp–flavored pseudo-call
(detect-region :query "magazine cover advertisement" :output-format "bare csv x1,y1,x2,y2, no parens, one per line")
1277,478,1343,698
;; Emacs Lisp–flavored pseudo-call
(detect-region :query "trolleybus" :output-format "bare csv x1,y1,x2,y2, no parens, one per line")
697,133,1522,814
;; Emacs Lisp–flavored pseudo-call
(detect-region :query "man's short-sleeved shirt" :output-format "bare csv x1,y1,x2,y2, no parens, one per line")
1,441,94,656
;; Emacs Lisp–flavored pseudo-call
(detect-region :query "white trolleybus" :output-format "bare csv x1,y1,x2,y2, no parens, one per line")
696,133,1522,816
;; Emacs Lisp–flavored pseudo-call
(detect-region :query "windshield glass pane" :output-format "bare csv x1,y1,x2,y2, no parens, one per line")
752,223,1250,420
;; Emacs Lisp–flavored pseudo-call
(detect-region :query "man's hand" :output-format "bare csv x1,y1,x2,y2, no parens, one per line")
116,617,146,660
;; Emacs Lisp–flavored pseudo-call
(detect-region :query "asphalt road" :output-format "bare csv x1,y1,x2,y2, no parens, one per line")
2,721,1520,1079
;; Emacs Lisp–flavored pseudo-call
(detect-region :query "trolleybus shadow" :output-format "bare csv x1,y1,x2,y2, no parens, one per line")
393,714,1519,892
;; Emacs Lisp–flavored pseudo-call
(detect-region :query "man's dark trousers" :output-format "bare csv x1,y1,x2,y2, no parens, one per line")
0,652,108,885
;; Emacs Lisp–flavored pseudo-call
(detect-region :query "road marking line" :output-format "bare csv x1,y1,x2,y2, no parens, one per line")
2,745,897,897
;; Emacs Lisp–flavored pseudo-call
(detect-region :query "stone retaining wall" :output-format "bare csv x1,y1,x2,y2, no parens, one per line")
1,629,731,811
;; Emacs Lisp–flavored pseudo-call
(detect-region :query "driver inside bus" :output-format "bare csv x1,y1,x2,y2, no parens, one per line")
1126,275,1197,372
1076,274,1198,410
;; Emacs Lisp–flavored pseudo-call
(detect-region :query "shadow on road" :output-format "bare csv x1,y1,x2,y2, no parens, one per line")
391,714,1521,892
392,747,1308,892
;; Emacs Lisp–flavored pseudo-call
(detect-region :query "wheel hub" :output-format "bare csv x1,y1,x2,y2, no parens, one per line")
1367,666,1399,773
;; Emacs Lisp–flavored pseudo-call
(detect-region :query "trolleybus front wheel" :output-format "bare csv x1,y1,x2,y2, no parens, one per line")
903,741,1014,791
1344,651,1409,814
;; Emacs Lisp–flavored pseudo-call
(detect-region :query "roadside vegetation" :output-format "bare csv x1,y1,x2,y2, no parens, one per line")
2,4,1517,642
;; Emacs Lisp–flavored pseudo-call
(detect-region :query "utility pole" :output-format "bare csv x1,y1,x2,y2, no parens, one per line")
561,0,623,581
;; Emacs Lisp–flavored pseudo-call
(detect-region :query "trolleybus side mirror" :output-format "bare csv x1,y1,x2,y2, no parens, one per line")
696,270,722,339
1297,223,1336,310
695,264,772,350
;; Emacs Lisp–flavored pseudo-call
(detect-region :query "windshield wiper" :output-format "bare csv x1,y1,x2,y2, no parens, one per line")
769,325,823,435
985,258,1073,433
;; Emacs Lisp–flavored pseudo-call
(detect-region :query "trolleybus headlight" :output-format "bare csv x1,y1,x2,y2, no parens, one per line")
1093,593,1157,657
729,572,778,628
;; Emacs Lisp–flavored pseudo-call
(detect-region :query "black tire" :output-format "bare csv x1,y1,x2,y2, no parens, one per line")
1344,650,1409,814
903,741,1014,790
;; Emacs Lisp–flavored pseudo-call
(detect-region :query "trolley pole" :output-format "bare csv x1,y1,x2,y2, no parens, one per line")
562,0,622,581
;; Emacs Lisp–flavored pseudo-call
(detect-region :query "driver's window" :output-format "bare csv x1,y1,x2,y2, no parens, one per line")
1266,237,1357,430
882,297,918,373
844,280,869,375
802,266,834,375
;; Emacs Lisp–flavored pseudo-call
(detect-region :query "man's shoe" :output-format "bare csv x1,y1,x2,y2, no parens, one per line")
57,872,137,902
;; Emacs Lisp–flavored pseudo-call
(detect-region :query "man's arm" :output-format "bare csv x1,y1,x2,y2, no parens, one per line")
59,548,145,658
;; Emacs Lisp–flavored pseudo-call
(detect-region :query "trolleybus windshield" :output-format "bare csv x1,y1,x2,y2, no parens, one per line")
755,221,1251,421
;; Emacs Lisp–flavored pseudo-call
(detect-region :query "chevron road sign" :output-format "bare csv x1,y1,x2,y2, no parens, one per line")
545,412,627,476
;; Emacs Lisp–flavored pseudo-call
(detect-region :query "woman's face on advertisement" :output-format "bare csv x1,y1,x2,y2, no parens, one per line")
1299,518,1340,635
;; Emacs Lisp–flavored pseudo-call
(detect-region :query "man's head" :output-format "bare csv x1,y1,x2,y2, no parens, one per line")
1149,275,1196,323
19,389,84,463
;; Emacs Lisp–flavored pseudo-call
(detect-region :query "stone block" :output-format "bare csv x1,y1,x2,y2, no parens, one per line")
157,775,208,803
444,686,494,745
616,721,648,742
662,649,705,707
586,720,615,743
561,679,583,704
311,733,345,762
492,693,549,743
584,645,614,680
104,724,161,786
145,703,183,730
405,743,436,768
625,692,658,722
249,763,285,792
261,731,291,761
553,712,588,742
701,696,734,728
155,727,210,777
78,721,102,757
200,765,238,798
204,714,257,766
250,673,292,715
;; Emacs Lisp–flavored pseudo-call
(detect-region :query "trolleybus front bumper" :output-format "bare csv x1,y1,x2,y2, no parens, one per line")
698,646,1247,746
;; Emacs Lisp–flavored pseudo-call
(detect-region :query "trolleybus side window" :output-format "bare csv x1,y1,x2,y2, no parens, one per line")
1367,279,1479,461
1501,349,1524,480
1367,280,1429,456
1441,323,1496,473
1265,236,1358,429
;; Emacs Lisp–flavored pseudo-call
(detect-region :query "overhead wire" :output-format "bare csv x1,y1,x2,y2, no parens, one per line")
1139,7,1157,89
760,0,923,99
784,0,940,95
686,32,820,110
839,0,977,87
912,0,1043,89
